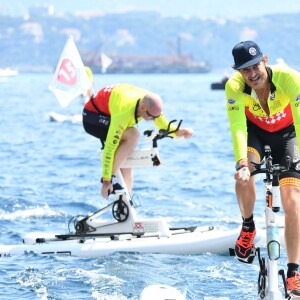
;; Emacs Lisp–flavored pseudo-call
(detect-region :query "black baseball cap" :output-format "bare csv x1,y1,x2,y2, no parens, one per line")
232,41,263,70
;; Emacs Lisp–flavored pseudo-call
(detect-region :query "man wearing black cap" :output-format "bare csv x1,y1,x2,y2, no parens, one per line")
225,40,300,297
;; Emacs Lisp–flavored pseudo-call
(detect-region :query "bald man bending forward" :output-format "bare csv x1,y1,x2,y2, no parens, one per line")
82,83,193,199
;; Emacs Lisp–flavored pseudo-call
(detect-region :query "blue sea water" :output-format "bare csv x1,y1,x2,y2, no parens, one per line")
0,73,288,300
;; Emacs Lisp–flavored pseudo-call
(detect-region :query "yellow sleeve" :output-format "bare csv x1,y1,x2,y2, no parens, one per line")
277,67,300,143
102,84,147,180
153,113,178,137
225,75,248,162
101,113,129,181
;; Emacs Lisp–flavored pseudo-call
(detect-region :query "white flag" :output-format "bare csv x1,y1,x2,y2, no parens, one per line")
101,53,113,73
48,36,93,108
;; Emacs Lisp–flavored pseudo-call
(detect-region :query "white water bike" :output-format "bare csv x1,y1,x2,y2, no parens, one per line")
246,145,292,299
0,120,242,259
70,119,186,240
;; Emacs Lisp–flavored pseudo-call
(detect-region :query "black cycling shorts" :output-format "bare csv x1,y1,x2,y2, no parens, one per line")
247,120,300,179
82,108,110,147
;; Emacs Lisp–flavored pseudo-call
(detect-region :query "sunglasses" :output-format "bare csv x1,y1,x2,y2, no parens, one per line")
146,110,161,119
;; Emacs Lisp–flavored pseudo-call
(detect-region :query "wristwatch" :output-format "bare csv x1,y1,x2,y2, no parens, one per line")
235,159,248,171
101,177,111,183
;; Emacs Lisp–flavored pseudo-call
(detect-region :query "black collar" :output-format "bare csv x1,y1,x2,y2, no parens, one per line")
134,99,140,124
243,66,276,95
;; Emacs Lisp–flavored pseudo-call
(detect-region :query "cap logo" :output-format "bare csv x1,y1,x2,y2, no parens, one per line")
249,47,257,56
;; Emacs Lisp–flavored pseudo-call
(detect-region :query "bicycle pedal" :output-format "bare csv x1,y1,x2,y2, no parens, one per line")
238,256,255,264
114,191,126,195
237,246,256,264
287,295,300,299
108,189,126,196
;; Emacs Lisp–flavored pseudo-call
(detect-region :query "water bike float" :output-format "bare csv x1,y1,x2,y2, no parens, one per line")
0,207,243,258
0,121,283,258
49,111,82,124
0,197,280,258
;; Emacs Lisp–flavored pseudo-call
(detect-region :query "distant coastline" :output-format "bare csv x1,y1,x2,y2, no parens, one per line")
1,9,300,73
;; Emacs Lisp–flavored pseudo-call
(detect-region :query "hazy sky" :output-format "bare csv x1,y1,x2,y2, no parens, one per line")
1,0,300,19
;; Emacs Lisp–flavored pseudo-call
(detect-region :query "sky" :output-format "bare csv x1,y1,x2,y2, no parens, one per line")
1,0,300,19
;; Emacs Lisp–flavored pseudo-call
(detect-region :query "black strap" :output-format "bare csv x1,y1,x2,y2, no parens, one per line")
134,99,140,124
99,138,105,150
90,97,102,114
89,97,107,150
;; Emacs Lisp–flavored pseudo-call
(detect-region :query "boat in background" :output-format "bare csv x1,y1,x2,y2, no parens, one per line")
83,36,211,74
211,76,229,90
85,53,211,74
0,68,19,77
49,111,82,123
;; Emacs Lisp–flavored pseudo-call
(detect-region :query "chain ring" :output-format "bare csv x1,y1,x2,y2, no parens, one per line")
112,200,129,222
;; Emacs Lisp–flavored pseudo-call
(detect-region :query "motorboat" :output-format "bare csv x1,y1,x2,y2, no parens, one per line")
0,68,18,77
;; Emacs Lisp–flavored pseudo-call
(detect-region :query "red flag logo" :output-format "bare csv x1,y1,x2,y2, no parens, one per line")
57,58,77,85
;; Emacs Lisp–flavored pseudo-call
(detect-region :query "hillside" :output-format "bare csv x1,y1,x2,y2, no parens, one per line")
1,11,300,72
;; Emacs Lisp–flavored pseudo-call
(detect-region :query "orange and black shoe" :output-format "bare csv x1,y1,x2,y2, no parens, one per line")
234,226,256,264
287,272,300,299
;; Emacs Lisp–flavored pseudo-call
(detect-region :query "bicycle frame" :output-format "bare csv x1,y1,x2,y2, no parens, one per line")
250,145,290,300
74,120,182,237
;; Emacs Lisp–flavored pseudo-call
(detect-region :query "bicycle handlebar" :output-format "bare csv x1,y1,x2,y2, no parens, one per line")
143,119,183,147
250,157,291,178
248,146,292,212
248,145,291,179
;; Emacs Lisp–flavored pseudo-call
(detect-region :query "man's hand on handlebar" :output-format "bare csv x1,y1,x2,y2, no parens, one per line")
101,181,111,200
175,128,193,139
234,167,250,185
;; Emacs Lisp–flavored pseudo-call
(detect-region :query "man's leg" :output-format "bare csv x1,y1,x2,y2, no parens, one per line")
281,185,300,264
281,185,300,296
235,176,256,219
236,151,258,219
120,168,133,192
234,152,258,262
112,127,140,191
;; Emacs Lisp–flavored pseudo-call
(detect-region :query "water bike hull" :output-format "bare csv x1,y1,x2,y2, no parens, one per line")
140,284,185,300
0,226,284,258
49,111,82,123
0,227,243,258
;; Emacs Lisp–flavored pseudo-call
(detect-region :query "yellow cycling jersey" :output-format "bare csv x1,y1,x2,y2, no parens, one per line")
102,83,175,181
225,64,300,163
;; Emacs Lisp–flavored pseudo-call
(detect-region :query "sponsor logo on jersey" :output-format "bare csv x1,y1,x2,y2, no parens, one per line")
228,106,239,111
228,98,236,104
